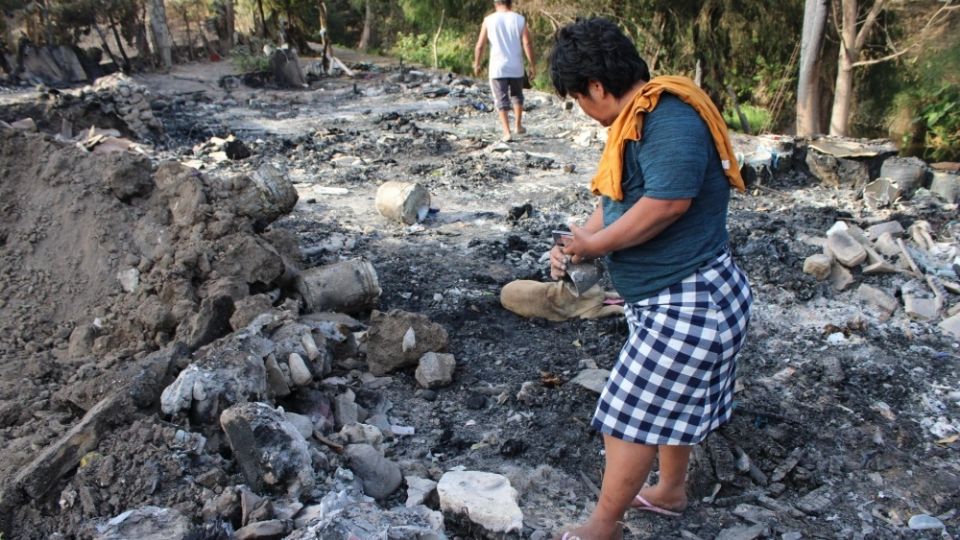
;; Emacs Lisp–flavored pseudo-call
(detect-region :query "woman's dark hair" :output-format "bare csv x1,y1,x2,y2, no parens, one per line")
549,18,650,98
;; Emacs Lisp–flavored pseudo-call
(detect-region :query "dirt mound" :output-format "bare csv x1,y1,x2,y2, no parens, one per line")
0,127,299,363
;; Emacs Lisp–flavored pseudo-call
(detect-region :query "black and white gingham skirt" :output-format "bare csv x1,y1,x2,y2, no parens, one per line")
592,250,752,445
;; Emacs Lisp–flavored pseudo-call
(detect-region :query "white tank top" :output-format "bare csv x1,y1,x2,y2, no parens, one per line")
485,11,525,79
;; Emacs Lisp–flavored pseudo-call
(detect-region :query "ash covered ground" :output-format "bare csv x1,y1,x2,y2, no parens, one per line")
0,53,958,540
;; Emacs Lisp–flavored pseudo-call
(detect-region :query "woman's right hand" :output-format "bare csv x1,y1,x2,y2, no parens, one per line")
549,245,569,280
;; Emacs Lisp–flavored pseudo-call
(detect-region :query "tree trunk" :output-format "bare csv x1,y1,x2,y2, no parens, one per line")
796,0,828,136
318,1,331,73
258,0,268,38
135,5,152,63
224,0,236,51
146,0,174,69
184,12,194,61
92,23,120,69
358,0,373,52
829,0,858,136
0,18,11,75
107,13,132,72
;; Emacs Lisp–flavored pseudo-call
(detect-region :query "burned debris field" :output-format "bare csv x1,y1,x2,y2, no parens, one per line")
0,56,958,540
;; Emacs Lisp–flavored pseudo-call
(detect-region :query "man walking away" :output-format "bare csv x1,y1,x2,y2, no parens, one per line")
473,0,535,142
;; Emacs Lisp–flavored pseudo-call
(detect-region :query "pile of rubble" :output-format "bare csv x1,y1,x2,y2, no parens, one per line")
803,218,959,333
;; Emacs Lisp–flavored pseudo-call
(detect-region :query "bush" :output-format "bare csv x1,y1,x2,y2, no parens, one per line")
916,84,959,161
231,38,275,73
390,30,472,74
722,104,773,134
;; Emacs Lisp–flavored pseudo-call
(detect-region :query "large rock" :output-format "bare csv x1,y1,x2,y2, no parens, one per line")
826,230,867,267
940,314,960,340
220,402,315,495
345,444,402,500
802,254,833,280
415,352,456,389
805,138,895,187
437,471,523,534
160,331,270,423
269,49,307,88
930,171,959,203
880,156,928,197
366,310,449,376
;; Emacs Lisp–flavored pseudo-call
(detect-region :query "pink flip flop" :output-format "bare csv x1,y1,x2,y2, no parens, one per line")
633,494,683,517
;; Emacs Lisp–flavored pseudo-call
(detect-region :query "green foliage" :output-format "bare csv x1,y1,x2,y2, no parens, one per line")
390,30,472,74
231,43,272,72
722,104,772,134
916,85,959,161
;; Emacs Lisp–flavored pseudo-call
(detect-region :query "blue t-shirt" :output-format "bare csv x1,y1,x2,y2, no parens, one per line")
601,94,730,302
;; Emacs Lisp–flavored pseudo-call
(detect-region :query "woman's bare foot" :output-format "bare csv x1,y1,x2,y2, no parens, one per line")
552,518,623,540
632,483,687,513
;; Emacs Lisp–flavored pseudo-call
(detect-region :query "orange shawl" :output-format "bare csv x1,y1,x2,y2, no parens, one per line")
590,75,745,201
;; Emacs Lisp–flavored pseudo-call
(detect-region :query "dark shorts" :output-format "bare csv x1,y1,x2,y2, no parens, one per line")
490,78,524,111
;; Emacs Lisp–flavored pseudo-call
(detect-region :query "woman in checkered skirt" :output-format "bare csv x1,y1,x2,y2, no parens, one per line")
547,19,752,540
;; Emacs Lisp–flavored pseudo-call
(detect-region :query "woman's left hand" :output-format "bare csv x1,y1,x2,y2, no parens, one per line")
562,223,604,262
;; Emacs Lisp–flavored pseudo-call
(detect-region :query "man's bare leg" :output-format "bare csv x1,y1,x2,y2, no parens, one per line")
513,102,525,134
634,445,691,511
497,110,512,140
554,435,657,540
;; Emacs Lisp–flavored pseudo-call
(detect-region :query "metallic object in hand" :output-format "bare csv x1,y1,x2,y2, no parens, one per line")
552,230,602,297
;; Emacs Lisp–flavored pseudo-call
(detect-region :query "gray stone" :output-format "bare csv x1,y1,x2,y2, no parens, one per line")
827,230,867,267
796,485,833,514
235,519,290,540
866,221,905,240
264,355,291,398
269,49,306,88
829,264,855,292
930,171,959,203
405,476,438,508
220,402,315,495
160,334,269,423
284,412,315,439
570,368,610,394
733,503,777,524
94,506,192,540
345,443,402,500
805,147,870,188
366,310,449,376
802,254,833,280
334,390,359,427
940,314,960,340
903,293,939,321
714,524,769,540
907,514,945,530
863,177,901,209
340,423,384,446
182,295,235,351
288,353,312,386
117,268,140,293
437,470,523,534
230,295,275,331
874,232,902,257
10,118,38,131
68,324,97,357
880,156,928,196
415,352,456,389
858,284,899,315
